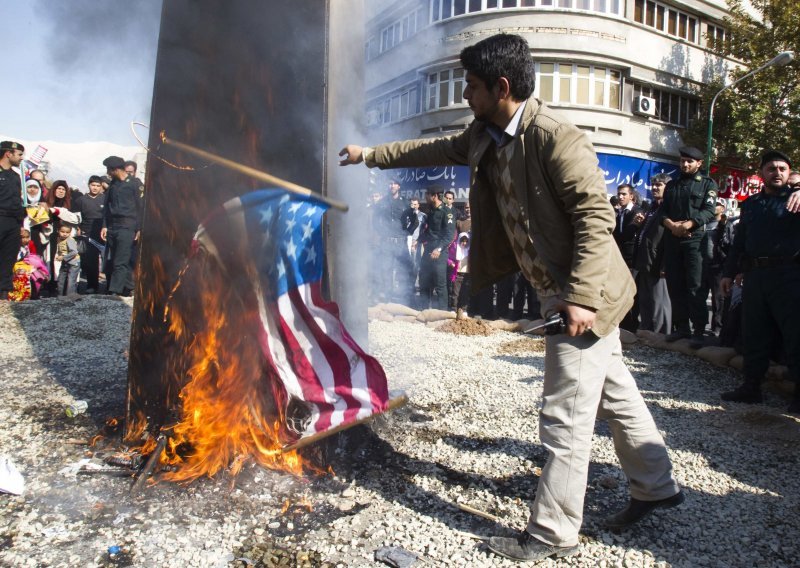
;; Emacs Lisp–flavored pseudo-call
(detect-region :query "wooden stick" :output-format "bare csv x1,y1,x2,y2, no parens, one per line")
278,395,409,454
455,502,501,523
130,434,168,496
160,133,349,212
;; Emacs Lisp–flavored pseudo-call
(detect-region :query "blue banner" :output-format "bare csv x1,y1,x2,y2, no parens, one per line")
372,152,678,202
597,153,678,200
371,166,471,203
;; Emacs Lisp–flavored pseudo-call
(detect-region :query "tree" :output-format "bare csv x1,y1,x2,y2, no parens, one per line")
684,0,800,170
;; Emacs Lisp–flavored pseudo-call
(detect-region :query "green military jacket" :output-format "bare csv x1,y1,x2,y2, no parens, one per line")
659,172,718,233
366,98,634,337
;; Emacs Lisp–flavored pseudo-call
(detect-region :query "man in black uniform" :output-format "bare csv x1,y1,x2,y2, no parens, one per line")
101,156,143,296
659,146,718,348
75,175,107,293
375,179,413,303
418,186,449,310
0,141,25,299
720,150,800,414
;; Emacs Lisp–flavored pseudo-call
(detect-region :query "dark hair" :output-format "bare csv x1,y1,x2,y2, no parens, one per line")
46,180,71,209
124,160,137,172
459,34,535,100
445,190,455,198
650,173,672,185
88,175,103,185
617,183,633,193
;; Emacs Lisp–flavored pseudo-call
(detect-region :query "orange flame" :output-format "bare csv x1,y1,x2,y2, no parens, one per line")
130,248,312,482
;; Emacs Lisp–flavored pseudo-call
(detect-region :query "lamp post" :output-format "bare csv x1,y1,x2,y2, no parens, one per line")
705,50,794,174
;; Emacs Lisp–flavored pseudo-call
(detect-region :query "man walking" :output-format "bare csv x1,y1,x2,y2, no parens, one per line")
659,146,718,348
720,150,800,414
0,141,25,299
340,33,681,562
101,156,142,296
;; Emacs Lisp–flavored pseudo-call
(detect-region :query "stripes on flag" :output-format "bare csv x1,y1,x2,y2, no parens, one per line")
192,189,389,440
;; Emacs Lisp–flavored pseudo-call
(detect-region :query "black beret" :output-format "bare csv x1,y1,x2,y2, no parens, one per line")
760,149,792,169
0,140,24,153
678,146,704,160
102,155,126,170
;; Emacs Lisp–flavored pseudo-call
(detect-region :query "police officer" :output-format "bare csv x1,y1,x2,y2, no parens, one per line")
659,146,718,348
720,150,800,414
0,141,25,299
418,186,449,310
100,155,143,296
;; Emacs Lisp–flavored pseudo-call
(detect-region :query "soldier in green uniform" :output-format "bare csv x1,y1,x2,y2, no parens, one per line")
720,150,800,414
659,146,718,348
418,186,450,310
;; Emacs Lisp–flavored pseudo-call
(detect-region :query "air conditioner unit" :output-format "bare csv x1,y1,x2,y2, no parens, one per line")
633,95,657,117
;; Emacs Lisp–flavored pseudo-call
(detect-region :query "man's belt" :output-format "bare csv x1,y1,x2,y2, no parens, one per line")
741,254,800,270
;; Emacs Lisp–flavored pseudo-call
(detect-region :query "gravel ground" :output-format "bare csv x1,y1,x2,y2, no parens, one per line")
1,296,798,567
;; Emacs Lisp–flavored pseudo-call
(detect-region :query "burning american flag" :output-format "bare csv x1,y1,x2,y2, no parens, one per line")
191,189,390,442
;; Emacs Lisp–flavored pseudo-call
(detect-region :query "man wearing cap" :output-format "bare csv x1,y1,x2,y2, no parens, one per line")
100,156,143,296
659,146,718,348
0,141,26,298
720,150,800,414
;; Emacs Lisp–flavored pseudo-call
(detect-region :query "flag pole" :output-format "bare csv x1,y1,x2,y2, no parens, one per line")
160,132,350,213
278,395,409,454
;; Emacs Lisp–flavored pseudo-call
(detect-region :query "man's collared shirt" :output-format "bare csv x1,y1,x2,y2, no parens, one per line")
486,100,527,148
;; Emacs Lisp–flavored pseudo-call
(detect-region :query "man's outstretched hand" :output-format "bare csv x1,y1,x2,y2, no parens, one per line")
339,145,364,166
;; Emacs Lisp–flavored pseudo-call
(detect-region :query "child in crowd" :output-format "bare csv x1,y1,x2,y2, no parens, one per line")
450,232,471,316
9,229,50,301
54,224,80,296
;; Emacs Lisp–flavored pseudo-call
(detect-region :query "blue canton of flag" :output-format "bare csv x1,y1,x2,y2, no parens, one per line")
192,189,390,441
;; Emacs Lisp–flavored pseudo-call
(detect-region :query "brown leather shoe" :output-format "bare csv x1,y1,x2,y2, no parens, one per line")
487,531,579,562
604,491,685,530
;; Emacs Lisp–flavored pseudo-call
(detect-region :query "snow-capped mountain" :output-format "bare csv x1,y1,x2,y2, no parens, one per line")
0,135,143,187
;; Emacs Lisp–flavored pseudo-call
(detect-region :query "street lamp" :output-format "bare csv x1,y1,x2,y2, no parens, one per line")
705,50,795,174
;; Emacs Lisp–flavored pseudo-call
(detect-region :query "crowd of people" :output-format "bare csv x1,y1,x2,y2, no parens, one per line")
0,141,144,302
366,142,800,421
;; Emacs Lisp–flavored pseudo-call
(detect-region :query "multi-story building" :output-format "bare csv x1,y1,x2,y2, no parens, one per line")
363,0,737,202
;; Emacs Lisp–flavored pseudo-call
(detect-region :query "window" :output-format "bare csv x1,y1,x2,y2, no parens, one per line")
706,24,730,53
634,0,698,43
633,83,700,128
535,62,621,110
430,0,621,20
427,68,466,110
368,87,421,126
374,7,425,57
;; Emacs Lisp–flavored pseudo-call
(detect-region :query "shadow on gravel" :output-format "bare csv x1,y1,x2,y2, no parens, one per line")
330,406,667,559
7,296,132,429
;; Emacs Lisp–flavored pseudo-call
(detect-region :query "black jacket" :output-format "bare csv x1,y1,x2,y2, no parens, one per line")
634,203,666,278
613,205,642,267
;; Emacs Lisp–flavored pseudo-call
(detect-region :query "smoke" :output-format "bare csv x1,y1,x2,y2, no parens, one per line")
32,0,162,142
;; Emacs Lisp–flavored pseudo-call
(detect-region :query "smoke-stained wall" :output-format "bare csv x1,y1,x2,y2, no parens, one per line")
128,0,359,432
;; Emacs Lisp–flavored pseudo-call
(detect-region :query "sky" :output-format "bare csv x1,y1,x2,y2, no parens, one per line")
0,1,162,146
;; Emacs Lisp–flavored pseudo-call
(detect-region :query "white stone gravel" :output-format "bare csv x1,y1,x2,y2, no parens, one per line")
1,298,798,567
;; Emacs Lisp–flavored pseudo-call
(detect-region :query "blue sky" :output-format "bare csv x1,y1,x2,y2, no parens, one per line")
1,1,161,145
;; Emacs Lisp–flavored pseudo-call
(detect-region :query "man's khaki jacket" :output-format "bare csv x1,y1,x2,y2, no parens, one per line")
366,98,634,337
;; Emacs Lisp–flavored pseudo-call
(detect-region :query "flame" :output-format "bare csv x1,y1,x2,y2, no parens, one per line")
281,496,314,515
129,248,313,482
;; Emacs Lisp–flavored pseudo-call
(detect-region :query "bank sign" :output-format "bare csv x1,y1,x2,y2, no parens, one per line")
371,152,679,202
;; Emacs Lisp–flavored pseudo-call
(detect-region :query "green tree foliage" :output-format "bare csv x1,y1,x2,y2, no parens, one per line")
685,0,799,170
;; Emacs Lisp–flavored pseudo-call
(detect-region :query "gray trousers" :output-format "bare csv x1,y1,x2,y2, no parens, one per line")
637,271,672,334
527,327,680,547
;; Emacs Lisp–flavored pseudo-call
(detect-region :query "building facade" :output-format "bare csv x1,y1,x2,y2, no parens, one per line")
364,0,737,201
